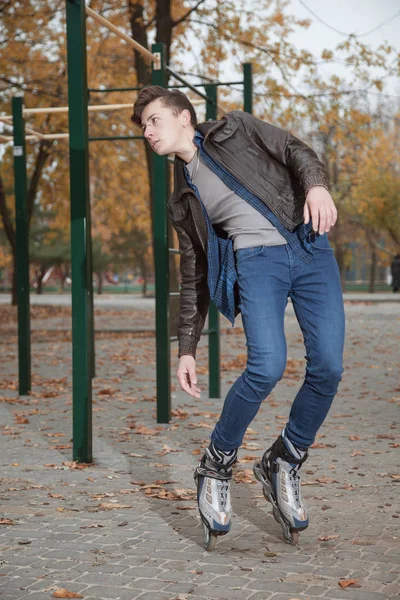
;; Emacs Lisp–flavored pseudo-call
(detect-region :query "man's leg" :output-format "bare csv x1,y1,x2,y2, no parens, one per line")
210,244,290,451
195,245,289,547
285,234,345,449
254,235,345,544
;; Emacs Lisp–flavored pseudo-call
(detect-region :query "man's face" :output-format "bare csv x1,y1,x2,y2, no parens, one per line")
141,98,189,155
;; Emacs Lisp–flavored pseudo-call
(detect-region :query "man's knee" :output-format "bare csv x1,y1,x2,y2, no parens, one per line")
243,361,286,399
307,357,343,386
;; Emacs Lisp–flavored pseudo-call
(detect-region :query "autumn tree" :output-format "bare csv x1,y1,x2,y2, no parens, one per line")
1,0,399,302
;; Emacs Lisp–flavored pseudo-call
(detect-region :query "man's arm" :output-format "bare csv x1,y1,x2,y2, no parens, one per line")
237,112,336,234
169,217,210,359
237,111,329,193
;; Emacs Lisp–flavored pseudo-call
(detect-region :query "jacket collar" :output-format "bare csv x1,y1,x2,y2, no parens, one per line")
171,118,226,200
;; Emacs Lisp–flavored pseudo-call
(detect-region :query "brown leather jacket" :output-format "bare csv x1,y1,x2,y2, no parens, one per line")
167,110,329,359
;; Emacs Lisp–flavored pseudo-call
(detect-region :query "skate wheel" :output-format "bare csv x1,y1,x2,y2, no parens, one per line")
288,529,299,546
263,488,271,503
203,524,218,551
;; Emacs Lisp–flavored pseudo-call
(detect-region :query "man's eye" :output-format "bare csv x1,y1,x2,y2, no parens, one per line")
152,118,159,124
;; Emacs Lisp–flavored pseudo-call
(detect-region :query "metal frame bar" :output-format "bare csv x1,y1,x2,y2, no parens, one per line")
151,43,171,423
85,6,156,64
12,97,31,396
88,80,244,93
205,84,221,399
66,0,93,463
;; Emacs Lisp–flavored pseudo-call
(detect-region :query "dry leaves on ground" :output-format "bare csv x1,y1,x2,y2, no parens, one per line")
52,590,83,598
338,579,360,589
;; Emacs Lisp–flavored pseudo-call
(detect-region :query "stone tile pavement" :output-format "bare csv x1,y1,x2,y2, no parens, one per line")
0,300,399,600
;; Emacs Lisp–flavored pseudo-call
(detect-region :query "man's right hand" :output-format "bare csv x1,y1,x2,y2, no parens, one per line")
177,355,201,398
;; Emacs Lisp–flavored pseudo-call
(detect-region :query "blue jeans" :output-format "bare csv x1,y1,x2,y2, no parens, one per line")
210,233,345,451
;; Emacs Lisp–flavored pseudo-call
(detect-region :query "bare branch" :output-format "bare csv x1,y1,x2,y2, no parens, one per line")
172,0,207,28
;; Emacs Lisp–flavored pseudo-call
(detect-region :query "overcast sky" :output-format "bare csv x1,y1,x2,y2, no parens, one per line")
287,0,400,94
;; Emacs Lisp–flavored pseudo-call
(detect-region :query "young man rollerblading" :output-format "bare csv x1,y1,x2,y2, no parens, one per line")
132,87,345,550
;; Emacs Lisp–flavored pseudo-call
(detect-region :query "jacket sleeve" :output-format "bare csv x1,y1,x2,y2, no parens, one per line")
171,219,210,360
237,111,330,195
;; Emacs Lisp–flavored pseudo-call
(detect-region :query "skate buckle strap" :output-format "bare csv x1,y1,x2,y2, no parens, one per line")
263,437,308,471
195,464,233,481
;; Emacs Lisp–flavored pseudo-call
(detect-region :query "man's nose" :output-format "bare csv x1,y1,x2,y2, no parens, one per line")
144,127,153,139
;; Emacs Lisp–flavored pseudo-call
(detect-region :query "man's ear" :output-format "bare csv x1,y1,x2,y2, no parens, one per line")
181,108,191,127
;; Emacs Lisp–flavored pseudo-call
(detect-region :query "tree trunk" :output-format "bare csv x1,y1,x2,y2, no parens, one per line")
127,0,180,305
97,272,103,295
11,256,17,306
36,266,45,294
0,144,52,305
140,257,147,297
59,265,68,291
368,244,377,293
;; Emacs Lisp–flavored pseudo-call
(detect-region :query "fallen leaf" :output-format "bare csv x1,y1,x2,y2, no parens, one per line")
156,444,180,456
132,424,159,436
98,503,132,510
349,435,361,441
319,535,340,541
311,443,336,449
52,590,83,598
338,579,359,589
234,469,256,484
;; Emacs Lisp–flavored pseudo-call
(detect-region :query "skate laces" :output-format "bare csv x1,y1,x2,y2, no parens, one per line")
287,463,301,505
216,479,230,511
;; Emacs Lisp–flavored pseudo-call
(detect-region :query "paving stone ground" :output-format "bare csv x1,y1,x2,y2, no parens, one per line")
0,297,399,600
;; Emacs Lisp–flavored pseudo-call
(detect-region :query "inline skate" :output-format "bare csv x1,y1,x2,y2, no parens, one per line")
253,433,309,545
194,442,238,551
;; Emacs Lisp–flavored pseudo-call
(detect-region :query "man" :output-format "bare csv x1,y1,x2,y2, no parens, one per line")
131,87,345,550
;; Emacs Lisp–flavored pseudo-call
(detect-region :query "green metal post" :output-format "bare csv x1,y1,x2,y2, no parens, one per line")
12,96,31,396
151,43,171,423
66,0,92,462
243,63,253,114
205,84,221,399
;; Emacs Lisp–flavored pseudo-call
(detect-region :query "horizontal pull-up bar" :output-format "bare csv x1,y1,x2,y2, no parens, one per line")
0,103,135,119
0,133,70,142
85,6,156,65
0,116,46,140
88,80,244,94
26,103,134,115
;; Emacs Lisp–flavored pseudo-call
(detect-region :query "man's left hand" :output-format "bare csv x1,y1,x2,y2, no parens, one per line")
304,186,337,234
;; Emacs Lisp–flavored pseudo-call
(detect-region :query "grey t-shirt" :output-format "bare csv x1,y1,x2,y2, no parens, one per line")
186,152,286,251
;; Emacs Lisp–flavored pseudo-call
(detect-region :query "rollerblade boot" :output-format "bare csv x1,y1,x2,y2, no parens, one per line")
253,433,309,545
194,442,238,551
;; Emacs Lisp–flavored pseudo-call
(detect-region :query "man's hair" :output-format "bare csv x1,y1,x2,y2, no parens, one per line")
131,85,197,128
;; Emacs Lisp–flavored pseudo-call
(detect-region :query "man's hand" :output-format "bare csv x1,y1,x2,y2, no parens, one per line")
177,355,201,398
304,186,337,234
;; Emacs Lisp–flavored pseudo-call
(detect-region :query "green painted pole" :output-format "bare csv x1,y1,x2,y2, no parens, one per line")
243,63,253,114
12,96,31,396
151,43,171,423
205,84,221,399
66,0,92,462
